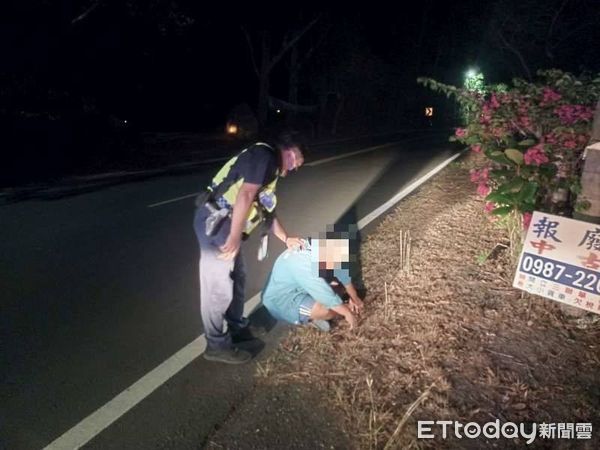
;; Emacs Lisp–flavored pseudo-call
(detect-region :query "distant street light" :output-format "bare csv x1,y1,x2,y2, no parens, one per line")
226,123,238,135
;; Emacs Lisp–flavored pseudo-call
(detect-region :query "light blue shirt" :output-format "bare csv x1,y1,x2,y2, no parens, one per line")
262,243,351,324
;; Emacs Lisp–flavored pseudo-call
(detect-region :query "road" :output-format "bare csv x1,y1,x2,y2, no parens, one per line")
0,132,460,449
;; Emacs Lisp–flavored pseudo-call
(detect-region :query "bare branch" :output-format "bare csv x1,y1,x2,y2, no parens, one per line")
545,0,569,58
496,29,532,80
241,26,260,78
298,24,331,70
549,21,598,52
71,0,102,25
268,14,321,72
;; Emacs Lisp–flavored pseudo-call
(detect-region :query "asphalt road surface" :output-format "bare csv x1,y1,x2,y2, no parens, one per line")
0,131,460,449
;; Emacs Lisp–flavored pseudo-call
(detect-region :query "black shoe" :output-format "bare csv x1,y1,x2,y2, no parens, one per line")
203,347,252,364
231,327,260,344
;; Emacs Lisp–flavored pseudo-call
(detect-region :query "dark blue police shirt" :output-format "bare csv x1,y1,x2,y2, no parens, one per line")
193,143,279,249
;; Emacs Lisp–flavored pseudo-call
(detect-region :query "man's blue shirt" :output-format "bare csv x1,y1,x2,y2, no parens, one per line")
262,244,350,324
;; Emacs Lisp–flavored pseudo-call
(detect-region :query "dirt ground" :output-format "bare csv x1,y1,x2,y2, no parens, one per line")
208,153,600,449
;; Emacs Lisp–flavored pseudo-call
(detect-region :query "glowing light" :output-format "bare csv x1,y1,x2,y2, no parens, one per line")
466,69,477,79
424,107,434,117
276,109,281,114
226,124,238,135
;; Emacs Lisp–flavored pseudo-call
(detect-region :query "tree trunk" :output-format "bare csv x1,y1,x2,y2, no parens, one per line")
288,45,299,106
287,45,299,126
257,32,270,128
331,94,344,136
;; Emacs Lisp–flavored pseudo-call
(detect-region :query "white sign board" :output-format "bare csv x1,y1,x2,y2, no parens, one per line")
513,211,600,314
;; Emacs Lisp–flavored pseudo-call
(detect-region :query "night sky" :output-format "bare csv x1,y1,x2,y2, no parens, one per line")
2,1,599,131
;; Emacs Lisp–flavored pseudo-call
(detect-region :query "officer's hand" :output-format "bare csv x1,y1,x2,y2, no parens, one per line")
219,234,241,260
285,236,304,250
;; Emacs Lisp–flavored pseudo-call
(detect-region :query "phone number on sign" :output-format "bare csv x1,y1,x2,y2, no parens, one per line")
520,253,600,296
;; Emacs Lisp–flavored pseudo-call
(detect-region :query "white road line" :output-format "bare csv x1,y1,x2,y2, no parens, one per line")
357,151,464,230
304,142,398,167
46,149,462,449
43,294,263,450
147,193,199,208
147,141,400,208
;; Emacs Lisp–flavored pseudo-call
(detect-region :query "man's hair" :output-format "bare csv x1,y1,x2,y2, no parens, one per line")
273,129,308,155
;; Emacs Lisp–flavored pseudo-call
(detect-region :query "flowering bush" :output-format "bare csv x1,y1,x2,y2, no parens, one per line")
418,70,599,228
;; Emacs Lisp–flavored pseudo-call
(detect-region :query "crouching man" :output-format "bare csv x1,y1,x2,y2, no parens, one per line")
262,235,364,331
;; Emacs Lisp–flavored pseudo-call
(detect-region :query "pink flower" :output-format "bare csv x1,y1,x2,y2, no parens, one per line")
469,168,479,183
541,87,561,105
554,104,594,125
522,212,532,230
471,144,482,153
517,116,532,129
477,183,491,197
490,94,500,109
480,104,492,124
545,132,558,145
492,127,507,138
564,140,577,149
455,128,467,138
523,144,549,166
484,202,495,214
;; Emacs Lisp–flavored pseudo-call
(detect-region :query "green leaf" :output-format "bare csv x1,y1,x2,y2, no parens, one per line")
486,192,514,205
489,169,513,180
575,200,591,212
497,177,525,194
491,205,514,216
517,139,536,147
505,148,524,165
487,150,514,166
518,181,538,204
538,165,557,178
466,135,480,145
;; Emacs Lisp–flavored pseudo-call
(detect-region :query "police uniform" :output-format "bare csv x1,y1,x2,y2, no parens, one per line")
193,143,279,351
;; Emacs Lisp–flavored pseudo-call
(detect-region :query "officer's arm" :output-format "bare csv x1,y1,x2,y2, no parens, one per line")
272,217,304,249
271,217,287,242
229,182,261,239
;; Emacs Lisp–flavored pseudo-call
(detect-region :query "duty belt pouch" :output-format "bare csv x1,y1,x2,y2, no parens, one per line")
203,200,230,236
257,212,274,261
194,191,209,208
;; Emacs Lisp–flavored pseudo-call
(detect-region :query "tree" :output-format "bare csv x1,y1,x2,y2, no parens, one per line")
488,0,600,80
242,14,320,128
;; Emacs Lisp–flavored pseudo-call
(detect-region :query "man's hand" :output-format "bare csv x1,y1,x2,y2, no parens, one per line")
285,236,304,250
344,311,358,329
348,296,364,315
219,234,242,260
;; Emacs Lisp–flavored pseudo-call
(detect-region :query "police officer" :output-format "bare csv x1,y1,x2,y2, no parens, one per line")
193,131,306,364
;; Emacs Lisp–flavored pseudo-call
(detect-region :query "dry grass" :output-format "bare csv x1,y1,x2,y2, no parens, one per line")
255,154,600,449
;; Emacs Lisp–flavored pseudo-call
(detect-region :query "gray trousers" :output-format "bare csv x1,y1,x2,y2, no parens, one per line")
199,245,248,350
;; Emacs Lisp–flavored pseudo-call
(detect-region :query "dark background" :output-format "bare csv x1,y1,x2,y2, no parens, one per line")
1,0,599,185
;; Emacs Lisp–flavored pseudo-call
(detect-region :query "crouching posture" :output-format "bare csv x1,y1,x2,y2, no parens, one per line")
262,236,364,330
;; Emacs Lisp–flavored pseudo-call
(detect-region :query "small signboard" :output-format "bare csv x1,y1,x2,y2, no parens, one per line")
513,211,600,314
425,107,433,117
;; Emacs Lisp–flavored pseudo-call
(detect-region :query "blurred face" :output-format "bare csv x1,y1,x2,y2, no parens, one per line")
319,238,350,270
280,146,304,176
